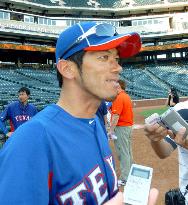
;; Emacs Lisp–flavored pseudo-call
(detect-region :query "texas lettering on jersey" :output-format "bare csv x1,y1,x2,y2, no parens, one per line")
15,115,31,122
58,156,118,205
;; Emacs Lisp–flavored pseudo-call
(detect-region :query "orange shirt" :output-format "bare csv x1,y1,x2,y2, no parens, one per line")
111,90,133,126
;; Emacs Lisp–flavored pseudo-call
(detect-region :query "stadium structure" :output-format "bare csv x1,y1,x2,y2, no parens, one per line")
0,0,187,111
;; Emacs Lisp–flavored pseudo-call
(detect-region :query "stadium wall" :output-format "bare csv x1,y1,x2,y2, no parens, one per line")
133,97,188,108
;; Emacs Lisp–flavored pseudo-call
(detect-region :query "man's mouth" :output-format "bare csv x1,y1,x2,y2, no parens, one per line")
106,79,119,87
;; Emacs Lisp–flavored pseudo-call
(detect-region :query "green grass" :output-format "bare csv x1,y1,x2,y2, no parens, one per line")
140,106,168,118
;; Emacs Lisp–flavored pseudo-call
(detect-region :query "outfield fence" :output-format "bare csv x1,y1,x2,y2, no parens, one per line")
133,97,188,108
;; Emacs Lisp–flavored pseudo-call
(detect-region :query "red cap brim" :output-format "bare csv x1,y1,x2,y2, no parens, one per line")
84,33,141,58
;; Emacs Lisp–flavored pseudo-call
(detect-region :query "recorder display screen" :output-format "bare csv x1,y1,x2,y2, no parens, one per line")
131,167,150,179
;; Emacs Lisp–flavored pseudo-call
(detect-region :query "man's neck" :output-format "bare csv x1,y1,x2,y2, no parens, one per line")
57,90,101,119
19,101,28,106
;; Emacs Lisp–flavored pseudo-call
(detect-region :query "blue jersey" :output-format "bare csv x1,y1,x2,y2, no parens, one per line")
0,104,118,204
0,101,38,134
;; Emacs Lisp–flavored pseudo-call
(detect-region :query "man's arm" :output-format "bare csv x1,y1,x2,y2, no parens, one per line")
110,113,119,134
150,139,175,159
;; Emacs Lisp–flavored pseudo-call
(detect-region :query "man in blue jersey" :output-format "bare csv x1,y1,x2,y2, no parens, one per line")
0,22,158,204
0,87,38,137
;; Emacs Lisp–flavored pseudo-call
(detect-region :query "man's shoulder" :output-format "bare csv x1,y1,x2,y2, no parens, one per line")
34,104,63,121
112,91,129,104
117,90,126,98
121,91,131,102
28,103,37,109
8,101,19,108
24,105,57,129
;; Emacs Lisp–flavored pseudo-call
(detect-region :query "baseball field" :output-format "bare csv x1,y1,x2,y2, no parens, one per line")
110,105,178,205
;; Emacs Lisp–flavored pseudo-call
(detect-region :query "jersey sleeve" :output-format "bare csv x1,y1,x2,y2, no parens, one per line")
0,120,50,204
0,106,10,134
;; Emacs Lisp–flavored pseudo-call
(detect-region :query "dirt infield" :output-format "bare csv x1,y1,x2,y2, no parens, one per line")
110,106,178,205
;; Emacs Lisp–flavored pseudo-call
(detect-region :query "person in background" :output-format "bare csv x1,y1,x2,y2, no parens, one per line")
166,87,179,107
0,87,38,137
109,80,134,186
105,101,117,140
105,101,112,124
145,100,188,203
106,101,112,131
0,21,154,204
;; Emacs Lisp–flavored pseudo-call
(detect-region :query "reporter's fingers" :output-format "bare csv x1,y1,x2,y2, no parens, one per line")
103,192,123,205
148,188,159,205
174,127,187,146
144,124,167,141
144,123,160,132
144,123,166,135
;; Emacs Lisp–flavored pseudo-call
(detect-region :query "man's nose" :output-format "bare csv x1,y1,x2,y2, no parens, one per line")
111,60,122,73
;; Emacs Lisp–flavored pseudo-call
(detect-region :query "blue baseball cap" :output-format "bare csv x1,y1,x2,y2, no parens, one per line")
56,21,141,62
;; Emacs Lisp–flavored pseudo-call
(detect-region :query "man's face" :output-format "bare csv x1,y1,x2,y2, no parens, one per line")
18,91,29,104
76,48,122,101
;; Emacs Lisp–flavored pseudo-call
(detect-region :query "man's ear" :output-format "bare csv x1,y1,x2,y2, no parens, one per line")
57,59,75,79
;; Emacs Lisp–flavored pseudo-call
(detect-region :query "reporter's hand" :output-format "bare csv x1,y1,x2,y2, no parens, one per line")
144,123,168,142
107,131,117,140
170,127,188,149
145,122,188,149
148,188,159,205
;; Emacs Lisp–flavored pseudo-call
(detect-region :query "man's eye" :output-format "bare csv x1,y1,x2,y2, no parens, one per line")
116,58,122,65
116,58,120,63
97,55,109,61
